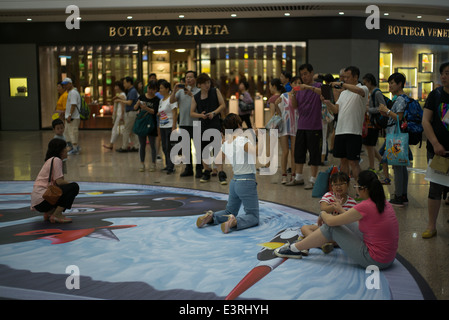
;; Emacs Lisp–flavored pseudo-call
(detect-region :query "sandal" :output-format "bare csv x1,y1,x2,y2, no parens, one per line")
50,214,72,224
196,210,214,228
221,214,237,234
422,229,437,239
103,144,113,150
381,178,391,185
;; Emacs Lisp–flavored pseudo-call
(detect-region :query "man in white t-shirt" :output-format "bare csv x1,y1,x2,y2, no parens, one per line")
62,77,82,155
323,66,369,180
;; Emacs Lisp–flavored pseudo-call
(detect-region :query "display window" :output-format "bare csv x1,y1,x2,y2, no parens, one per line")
379,43,449,102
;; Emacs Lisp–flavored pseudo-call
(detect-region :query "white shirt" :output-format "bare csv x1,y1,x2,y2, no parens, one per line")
65,88,81,119
335,83,369,136
222,135,256,175
158,97,178,128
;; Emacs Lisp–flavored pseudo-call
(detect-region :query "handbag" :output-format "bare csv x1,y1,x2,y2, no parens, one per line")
42,157,62,205
384,116,410,166
265,114,282,130
133,111,154,136
239,100,255,112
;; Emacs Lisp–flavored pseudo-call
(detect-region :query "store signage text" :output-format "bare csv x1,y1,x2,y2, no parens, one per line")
109,24,230,38
388,25,449,39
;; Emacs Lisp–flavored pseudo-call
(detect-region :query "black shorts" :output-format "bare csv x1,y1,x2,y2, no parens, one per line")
33,182,80,212
333,134,362,161
294,129,322,166
362,128,379,147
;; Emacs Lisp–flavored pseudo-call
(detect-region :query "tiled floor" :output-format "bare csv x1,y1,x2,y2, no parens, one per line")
1,129,448,299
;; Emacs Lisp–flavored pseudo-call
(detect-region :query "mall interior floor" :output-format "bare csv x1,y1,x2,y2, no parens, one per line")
0,129,448,300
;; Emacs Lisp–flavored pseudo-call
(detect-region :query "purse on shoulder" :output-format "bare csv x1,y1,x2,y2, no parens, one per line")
42,157,62,205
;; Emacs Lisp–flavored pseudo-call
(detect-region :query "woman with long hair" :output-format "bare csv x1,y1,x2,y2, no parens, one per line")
275,170,399,269
31,138,79,223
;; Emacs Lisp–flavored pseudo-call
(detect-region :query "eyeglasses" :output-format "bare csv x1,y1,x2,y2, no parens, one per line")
331,183,347,187
353,185,366,190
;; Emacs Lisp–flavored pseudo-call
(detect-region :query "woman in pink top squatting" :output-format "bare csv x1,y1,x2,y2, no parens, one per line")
276,170,399,269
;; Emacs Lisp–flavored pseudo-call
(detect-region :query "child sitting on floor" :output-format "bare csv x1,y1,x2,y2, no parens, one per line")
300,171,357,254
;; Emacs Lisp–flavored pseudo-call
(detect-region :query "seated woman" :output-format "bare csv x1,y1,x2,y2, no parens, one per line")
31,138,79,223
275,170,399,270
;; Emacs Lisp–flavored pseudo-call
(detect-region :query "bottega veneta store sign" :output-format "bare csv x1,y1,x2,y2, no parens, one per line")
109,24,230,38
387,24,449,39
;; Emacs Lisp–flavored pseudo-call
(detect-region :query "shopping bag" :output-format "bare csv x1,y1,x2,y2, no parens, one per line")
312,166,334,198
265,114,282,130
425,157,449,187
385,116,410,166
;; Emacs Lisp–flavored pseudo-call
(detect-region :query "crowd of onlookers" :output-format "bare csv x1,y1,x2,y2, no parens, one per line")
47,62,449,239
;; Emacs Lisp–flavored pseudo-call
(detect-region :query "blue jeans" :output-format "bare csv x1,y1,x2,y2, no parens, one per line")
212,173,259,231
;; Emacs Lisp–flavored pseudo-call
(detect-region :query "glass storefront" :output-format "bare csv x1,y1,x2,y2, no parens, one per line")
39,41,306,129
379,42,449,103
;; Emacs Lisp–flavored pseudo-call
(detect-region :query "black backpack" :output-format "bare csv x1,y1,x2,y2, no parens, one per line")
370,88,393,129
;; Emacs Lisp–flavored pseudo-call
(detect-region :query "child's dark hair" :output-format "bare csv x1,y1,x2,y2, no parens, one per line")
330,171,350,185
52,118,64,129
270,78,285,93
223,113,243,130
357,170,386,213
45,138,67,161
147,80,158,91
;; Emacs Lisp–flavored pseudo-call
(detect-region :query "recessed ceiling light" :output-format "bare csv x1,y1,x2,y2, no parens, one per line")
76,17,82,20
384,13,389,16
127,16,133,20
339,12,345,15
153,50,168,55
417,15,422,19
27,18,32,21
446,18,449,21
231,14,237,17
175,49,186,53
284,13,290,16
179,15,185,18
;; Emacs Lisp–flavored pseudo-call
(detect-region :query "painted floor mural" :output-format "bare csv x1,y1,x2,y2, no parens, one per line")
0,181,434,300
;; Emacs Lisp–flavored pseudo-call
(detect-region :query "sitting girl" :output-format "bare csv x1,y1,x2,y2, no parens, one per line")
196,113,259,234
301,171,357,253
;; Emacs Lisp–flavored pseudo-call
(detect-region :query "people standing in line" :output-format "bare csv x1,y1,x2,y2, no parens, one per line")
103,80,126,151
113,76,140,153
323,66,369,182
62,77,82,155
275,170,399,271
361,73,384,173
196,113,259,234
170,70,202,177
378,73,412,207
273,77,299,184
280,70,293,92
157,80,178,174
190,73,227,184
421,62,449,238
238,80,254,129
287,63,323,190
55,81,68,121
31,138,79,223
135,80,160,172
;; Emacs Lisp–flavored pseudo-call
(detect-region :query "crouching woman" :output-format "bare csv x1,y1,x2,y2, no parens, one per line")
31,138,79,223
275,170,399,269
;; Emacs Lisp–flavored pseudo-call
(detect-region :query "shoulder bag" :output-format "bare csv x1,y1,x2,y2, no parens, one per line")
42,157,63,205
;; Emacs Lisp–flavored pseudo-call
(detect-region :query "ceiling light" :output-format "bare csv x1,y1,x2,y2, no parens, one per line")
446,18,449,21
417,15,422,19
284,13,290,16
384,13,389,16
179,15,185,18
76,17,82,20
339,12,345,15
153,50,168,55
231,14,237,17
127,16,133,20
27,18,32,21
175,49,186,53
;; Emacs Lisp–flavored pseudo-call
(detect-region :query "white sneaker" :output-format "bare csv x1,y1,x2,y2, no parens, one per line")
304,177,316,190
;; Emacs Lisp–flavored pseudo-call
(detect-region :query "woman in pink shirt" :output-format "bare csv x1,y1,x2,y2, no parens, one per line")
276,170,399,269
31,138,79,223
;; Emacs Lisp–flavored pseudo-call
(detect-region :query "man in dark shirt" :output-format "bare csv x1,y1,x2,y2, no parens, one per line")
113,76,140,152
422,62,449,239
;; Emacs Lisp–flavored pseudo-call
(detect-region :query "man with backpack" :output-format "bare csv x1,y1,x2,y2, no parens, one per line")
422,62,449,239
62,77,81,155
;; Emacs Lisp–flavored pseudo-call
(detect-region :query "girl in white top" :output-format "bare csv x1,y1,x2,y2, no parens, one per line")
196,113,259,234
104,81,126,150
